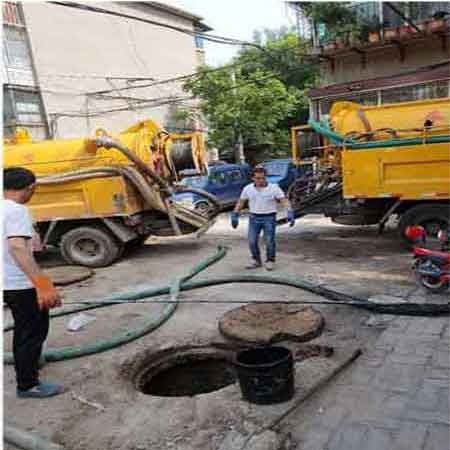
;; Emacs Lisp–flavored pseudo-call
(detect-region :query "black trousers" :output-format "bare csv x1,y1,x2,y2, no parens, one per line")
4,288,49,390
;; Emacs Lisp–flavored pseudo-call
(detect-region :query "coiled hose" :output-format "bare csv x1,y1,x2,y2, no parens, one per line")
4,247,227,363
4,247,448,365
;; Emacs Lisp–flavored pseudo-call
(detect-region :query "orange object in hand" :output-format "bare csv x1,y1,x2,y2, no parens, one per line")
31,274,62,310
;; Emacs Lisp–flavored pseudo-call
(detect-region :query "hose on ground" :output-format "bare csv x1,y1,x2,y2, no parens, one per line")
4,247,448,364
4,422,63,450
3,247,227,363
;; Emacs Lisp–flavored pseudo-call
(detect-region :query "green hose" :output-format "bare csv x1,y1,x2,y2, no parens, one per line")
3,246,227,363
4,246,448,364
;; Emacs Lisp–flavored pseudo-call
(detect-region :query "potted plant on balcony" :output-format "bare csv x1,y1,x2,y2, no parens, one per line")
428,11,449,32
364,17,381,43
384,26,399,40
299,2,356,48
399,24,415,38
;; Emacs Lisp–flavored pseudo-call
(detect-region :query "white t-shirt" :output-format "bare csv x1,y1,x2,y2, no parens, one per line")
240,183,285,214
3,199,34,290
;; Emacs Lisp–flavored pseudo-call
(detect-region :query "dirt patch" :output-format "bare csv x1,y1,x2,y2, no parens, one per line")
44,265,94,286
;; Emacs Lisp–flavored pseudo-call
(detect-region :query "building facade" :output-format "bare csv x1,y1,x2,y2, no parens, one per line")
288,2,450,119
3,1,210,140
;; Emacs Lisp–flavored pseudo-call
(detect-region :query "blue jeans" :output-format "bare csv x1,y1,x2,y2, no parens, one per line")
248,213,277,263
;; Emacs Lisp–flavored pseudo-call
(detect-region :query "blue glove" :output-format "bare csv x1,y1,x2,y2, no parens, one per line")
231,211,240,229
287,209,295,227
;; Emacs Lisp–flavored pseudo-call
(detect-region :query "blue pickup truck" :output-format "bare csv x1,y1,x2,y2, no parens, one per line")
260,158,313,193
172,163,251,214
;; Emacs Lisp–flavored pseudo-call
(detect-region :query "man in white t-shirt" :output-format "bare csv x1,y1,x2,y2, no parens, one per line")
231,165,295,270
3,167,64,398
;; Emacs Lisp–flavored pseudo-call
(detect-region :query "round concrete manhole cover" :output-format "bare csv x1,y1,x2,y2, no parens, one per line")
219,304,324,344
43,265,94,286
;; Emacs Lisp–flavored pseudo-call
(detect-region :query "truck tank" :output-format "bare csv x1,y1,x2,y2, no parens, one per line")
4,121,219,267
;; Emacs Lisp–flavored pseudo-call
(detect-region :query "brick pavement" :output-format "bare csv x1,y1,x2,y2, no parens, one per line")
282,315,449,450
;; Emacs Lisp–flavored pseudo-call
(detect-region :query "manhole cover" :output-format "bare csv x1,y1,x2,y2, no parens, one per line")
219,304,324,344
43,266,94,286
133,347,236,397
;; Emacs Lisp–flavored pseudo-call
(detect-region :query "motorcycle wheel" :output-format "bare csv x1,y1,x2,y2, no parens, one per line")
414,260,449,293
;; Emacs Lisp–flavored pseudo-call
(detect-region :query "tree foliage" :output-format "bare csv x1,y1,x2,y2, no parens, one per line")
183,29,318,161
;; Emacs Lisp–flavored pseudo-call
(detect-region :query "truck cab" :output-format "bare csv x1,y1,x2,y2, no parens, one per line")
172,163,251,214
261,158,313,193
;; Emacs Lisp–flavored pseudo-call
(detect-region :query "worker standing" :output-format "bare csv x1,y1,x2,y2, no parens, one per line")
3,167,64,398
231,165,295,270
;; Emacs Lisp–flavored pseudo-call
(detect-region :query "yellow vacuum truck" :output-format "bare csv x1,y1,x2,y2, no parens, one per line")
4,120,219,267
288,97,450,241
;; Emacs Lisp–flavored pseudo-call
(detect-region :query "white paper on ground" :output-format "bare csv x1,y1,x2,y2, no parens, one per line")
66,313,96,331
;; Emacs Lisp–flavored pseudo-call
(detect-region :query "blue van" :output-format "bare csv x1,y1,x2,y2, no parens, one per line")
172,163,251,214
261,158,313,192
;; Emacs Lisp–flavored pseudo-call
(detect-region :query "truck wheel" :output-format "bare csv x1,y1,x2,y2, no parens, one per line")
60,226,123,267
399,204,449,244
194,201,212,216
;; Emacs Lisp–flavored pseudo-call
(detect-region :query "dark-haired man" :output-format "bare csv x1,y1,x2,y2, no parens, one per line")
231,165,295,270
3,167,64,398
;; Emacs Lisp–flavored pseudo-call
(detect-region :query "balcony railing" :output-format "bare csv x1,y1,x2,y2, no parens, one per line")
289,2,450,53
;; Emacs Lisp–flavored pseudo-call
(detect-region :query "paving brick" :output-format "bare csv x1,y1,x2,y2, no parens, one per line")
373,362,426,394
386,352,432,366
362,427,395,450
432,349,450,369
326,423,368,450
404,318,448,336
424,423,450,450
296,426,335,450
424,366,449,381
407,380,448,412
392,422,428,450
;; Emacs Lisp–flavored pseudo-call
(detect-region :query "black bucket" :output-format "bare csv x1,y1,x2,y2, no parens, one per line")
234,346,295,405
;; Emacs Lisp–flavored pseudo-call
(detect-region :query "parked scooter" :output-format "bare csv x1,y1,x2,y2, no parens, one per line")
405,225,450,293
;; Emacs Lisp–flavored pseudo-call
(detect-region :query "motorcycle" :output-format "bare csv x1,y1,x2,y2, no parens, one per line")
405,225,450,293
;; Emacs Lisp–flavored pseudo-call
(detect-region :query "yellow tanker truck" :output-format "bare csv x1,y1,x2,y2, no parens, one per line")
4,120,219,267
288,97,450,240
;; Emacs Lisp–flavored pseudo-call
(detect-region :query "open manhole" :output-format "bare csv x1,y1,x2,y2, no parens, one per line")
133,346,237,397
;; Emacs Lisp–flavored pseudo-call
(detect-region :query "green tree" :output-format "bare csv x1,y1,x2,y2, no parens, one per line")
184,29,318,162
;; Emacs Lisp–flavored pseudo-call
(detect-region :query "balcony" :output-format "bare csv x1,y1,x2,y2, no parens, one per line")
291,2,450,59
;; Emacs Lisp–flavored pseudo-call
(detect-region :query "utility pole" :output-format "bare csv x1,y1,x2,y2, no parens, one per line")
231,69,245,164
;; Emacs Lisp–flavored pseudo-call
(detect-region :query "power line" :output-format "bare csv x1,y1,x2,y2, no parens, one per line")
48,2,262,47
38,73,157,81
47,1,319,98
50,64,310,118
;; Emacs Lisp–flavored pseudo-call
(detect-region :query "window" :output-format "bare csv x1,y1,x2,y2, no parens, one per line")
210,172,227,185
194,33,204,50
3,24,34,86
2,2,48,139
3,1,25,26
3,87,48,139
381,80,449,103
319,91,378,116
229,170,243,182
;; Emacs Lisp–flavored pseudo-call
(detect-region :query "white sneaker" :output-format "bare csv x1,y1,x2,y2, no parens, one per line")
265,261,275,271
245,260,262,269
